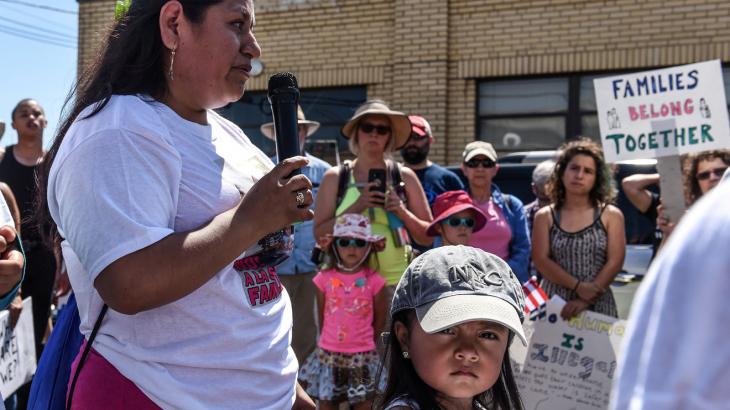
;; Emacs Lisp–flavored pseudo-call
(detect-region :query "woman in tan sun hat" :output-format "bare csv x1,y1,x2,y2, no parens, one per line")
313,99,433,297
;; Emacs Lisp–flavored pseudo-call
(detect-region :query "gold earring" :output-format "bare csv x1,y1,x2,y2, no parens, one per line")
168,47,176,81
402,351,410,359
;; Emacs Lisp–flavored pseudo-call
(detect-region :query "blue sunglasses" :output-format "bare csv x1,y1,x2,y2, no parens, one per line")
444,217,476,228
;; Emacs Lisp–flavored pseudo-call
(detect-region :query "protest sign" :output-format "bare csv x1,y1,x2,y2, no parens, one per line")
0,297,36,398
515,297,626,410
594,60,730,162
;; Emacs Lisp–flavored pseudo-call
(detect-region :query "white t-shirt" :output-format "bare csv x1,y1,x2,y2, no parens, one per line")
610,178,730,409
47,95,296,409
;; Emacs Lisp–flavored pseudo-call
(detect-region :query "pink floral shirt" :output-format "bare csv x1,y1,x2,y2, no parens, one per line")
313,267,386,353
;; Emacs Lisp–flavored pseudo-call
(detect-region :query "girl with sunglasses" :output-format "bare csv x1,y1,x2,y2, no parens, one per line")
299,213,388,410
426,190,488,246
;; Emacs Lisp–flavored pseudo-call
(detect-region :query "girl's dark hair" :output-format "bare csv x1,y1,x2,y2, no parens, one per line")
376,310,525,410
35,0,223,245
684,149,730,205
547,137,616,208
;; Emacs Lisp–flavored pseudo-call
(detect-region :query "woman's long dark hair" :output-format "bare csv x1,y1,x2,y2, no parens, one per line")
376,310,525,410
35,0,223,245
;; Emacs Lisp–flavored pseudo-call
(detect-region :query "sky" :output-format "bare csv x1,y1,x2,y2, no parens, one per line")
0,0,78,148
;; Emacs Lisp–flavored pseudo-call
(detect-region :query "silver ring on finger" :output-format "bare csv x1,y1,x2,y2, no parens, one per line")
295,191,306,207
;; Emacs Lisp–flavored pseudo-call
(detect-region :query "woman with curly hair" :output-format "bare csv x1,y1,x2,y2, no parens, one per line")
531,138,625,319
684,149,730,205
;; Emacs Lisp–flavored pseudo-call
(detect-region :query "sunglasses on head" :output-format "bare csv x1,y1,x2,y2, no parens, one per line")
359,122,391,136
444,217,476,228
464,158,495,168
696,167,728,181
335,238,369,248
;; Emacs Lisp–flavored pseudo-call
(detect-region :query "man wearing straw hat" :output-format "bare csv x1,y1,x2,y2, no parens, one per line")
261,106,331,364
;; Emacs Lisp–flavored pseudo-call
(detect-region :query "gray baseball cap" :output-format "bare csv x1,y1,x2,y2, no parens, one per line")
391,245,527,345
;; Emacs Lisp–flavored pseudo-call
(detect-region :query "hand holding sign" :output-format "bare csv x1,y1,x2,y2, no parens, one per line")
0,192,22,296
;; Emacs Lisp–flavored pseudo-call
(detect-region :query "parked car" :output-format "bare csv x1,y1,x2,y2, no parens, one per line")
449,150,659,318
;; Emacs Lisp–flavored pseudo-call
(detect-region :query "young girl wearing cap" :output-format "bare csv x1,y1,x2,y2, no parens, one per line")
428,190,488,247
378,245,526,410
299,213,388,410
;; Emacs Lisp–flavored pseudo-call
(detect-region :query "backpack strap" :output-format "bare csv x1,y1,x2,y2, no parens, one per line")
335,160,352,208
386,159,406,201
66,304,108,410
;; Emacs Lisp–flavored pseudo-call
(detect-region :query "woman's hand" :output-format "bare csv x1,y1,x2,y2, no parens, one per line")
576,281,604,304
9,293,22,328
316,234,333,250
237,157,314,237
384,187,406,217
292,382,315,410
346,182,385,214
560,299,589,320
656,203,677,238
0,226,23,295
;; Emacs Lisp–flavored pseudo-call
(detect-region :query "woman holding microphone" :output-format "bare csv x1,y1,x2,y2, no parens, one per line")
38,1,314,408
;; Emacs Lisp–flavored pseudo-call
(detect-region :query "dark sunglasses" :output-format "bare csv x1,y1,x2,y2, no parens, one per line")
444,217,476,228
359,122,391,136
335,238,369,248
464,159,496,168
696,167,727,181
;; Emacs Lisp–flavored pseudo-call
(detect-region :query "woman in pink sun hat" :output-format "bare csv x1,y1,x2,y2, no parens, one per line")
426,190,488,247
299,213,388,410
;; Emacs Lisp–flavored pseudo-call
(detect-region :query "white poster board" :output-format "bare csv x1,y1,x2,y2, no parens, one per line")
0,298,36,398
514,297,626,410
594,60,730,162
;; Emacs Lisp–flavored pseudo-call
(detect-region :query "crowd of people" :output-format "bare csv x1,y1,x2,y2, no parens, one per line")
0,1,728,409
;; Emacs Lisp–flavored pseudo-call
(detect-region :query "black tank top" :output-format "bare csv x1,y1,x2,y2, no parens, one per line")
0,145,41,242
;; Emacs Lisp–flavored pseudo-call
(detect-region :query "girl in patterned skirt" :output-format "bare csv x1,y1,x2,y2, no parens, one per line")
299,213,388,409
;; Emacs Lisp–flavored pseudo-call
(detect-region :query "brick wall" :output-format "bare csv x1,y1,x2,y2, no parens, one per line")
77,0,115,77
78,0,730,165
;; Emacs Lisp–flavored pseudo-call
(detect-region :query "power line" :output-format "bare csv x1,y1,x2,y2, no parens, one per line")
0,16,76,40
0,0,77,15
0,26,76,49
0,22,75,44
0,2,75,31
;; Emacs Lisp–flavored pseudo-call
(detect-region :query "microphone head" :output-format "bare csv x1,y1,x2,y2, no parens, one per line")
268,72,298,96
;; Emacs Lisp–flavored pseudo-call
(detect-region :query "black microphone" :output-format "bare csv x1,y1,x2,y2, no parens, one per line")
268,72,301,176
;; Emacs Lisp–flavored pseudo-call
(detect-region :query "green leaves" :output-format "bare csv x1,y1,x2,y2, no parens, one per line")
114,0,132,21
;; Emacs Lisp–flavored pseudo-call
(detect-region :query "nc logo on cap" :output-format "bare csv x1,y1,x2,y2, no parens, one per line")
448,265,503,289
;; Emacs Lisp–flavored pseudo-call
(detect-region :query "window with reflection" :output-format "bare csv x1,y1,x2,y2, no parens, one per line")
477,74,619,152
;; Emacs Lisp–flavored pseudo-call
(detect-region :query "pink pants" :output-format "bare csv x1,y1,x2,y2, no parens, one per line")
67,341,160,409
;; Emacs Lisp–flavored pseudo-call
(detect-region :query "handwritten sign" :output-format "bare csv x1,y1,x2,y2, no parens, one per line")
0,298,36,398
514,297,626,410
594,60,730,162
